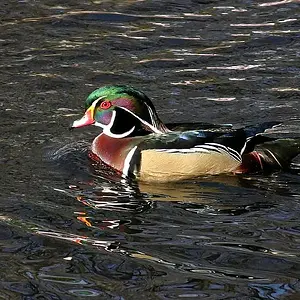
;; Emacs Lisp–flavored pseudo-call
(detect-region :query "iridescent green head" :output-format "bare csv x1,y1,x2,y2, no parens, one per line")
72,85,168,138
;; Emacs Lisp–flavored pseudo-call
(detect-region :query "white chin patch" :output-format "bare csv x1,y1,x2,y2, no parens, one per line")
103,126,136,138
100,110,136,138
94,121,106,129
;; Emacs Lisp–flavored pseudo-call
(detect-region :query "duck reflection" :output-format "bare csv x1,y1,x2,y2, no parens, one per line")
51,139,300,224
42,141,300,286
66,153,282,221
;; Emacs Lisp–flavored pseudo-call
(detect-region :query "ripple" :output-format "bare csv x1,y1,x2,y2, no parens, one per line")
38,274,90,285
230,22,276,27
68,289,102,297
36,230,121,252
206,64,263,70
258,0,296,7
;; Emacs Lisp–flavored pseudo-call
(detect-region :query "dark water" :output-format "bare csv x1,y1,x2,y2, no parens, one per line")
1,0,300,299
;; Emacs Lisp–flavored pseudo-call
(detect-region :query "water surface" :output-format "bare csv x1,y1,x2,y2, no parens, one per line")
1,0,300,299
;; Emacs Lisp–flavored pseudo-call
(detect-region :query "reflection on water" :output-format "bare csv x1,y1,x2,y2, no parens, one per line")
2,140,300,298
39,144,300,291
1,0,300,298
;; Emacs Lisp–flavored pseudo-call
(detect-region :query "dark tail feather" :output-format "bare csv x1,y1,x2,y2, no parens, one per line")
256,138,300,170
237,138,300,174
242,121,280,154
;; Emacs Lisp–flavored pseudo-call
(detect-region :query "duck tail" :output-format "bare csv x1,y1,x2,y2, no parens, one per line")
256,138,300,170
237,138,300,174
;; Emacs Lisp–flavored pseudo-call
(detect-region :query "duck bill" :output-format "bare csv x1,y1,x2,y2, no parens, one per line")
71,106,95,128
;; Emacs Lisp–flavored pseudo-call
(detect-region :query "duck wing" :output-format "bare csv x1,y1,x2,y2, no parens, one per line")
131,130,241,181
126,122,281,180
137,121,279,155
214,121,280,154
136,130,241,162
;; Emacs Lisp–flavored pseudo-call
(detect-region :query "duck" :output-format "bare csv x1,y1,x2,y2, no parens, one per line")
71,85,300,182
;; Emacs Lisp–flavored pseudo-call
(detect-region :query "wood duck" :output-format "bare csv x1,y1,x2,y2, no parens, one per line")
71,85,300,182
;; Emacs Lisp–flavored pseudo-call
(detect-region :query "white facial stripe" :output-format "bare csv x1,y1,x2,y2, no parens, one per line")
103,110,136,138
82,96,106,129
94,121,106,129
91,96,111,129
119,106,162,134
95,96,106,103
91,96,105,109
144,102,156,126
94,103,161,138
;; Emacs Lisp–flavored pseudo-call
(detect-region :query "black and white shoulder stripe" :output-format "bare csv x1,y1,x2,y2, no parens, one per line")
155,142,242,162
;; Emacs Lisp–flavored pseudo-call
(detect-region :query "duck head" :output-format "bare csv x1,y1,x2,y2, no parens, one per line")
71,85,169,138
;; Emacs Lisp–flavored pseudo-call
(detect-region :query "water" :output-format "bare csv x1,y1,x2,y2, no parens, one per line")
1,0,300,299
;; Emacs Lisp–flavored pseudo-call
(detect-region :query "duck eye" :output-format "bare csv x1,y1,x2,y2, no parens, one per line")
99,101,112,110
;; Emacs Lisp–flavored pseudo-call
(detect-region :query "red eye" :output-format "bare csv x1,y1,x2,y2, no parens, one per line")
99,101,112,110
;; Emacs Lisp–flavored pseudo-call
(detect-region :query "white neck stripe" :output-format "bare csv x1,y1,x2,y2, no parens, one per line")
120,106,162,134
